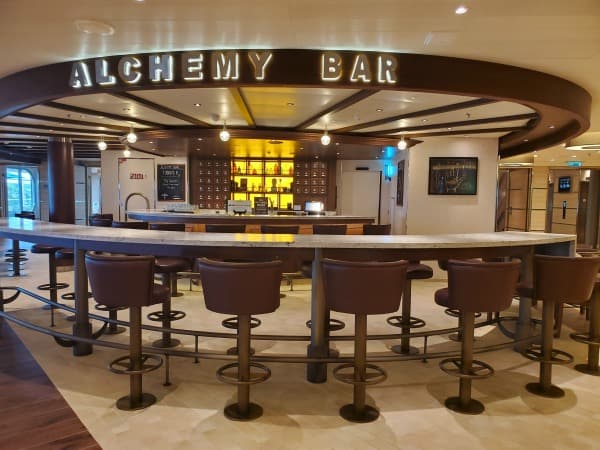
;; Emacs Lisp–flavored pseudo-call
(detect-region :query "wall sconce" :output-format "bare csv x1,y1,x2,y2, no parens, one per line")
126,126,137,144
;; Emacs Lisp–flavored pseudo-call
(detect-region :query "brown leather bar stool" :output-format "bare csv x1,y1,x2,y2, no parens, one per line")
90,213,113,221
522,255,600,397
387,261,432,354
147,222,191,348
89,217,113,227
30,244,70,327
205,223,246,233
362,223,391,235
111,220,149,229
196,258,282,421
572,276,600,375
85,252,168,411
437,259,520,414
322,258,408,422
312,224,347,235
260,224,301,291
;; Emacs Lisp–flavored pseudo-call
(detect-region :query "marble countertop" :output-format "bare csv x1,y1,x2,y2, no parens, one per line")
0,218,576,250
126,209,373,222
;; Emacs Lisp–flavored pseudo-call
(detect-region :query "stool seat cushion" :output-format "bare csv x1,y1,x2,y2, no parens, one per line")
434,288,450,307
31,244,62,254
407,263,434,280
155,257,191,273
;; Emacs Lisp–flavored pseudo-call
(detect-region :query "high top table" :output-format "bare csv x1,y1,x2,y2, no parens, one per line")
0,218,575,383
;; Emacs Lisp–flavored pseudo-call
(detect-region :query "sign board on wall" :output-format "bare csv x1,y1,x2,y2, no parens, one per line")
157,164,186,201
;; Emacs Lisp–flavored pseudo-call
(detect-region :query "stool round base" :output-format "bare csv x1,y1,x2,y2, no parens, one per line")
339,404,379,423
151,338,180,348
65,314,76,322
226,346,255,356
525,382,565,398
574,363,600,376
305,318,345,332
105,326,127,335
390,344,419,355
224,402,263,421
116,393,156,411
444,396,484,415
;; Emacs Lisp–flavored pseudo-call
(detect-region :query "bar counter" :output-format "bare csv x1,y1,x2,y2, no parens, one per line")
126,209,374,233
0,218,575,383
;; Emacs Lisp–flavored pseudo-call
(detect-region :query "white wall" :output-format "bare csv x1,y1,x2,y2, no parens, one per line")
101,149,189,219
402,137,498,234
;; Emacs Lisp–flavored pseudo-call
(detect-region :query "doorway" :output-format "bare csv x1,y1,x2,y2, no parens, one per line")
3,166,39,218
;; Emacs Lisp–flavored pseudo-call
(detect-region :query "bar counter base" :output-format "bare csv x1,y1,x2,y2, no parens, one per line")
307,344,328,383
444,397,484,415
339,404,379,423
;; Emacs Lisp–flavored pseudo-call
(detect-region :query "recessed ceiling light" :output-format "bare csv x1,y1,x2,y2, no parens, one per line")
212,153,217,157
533,154,538,158
287,102,295,107
524,139,529,142
455,5,469,15
376,108,383,112
148,141,153,144
422,119,428,123
193,103,201,107
447,127,452,130
74,19,115,36
571,155,577,158
549,125,555,129
197,138,203,141
335,142,340,146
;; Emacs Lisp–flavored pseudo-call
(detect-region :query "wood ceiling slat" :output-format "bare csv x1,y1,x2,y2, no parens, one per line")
229,88,256,128
112,92,210,127
13,112,129,132
333,98,497,133
294,89,378,130
0,121,122,136
407,126,525,138
45,101,165,129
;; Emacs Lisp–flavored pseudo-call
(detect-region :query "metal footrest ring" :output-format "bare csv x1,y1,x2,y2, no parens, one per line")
520,345,574,365
444,308,481,319
222,316,261,330
386,315,426,329
305,318,345,331
147,310,186,322
439,358,494,380
332,363,387,386
109,354,163,375
216,362,271,385
62,291,92,301
95,303,127,312
570,332,600,346
4,257,28,262
37,282,69,291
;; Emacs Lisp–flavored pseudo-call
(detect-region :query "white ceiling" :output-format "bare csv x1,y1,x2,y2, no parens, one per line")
0,0,599,163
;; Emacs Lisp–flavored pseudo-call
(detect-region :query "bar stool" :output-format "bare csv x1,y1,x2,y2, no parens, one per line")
89,217,113,227
85,252,168,411
312,224,347,235
572,276,600,375
522,255,600,397
362,224,391,235
322,258,408,422
260,224,302,291
147,222,191,348
387,261,432,354
205,223,246,233
90,213,113,221
30,244,70,327
196,258,282,421
111,220,149,229
437,259,520,414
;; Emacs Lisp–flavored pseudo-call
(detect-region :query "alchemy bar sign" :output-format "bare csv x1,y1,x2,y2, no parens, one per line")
68,50,400,89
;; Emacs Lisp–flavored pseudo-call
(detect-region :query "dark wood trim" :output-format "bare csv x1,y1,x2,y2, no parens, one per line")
0,121,122,136
333,98,496,133
13,112,130,132
229,87,256,127
409,126,525,138
112,92,210,126
295,89,378,130
372,113,537,135
0,129,117,140
45,101,165,129
0,148,42,163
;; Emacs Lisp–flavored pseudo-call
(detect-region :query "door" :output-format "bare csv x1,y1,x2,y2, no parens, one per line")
506,169,529,231
4,166,39,218
117,158,156,220
340,170,381,223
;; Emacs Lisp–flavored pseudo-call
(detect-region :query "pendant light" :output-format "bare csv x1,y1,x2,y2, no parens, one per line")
320,126,331,146
126,126,137,144
219,120,230,142
97,135,107,151
397,136,407,150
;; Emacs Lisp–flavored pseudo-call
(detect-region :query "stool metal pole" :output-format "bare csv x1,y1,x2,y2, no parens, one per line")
130,306,143,407
575,287,600,375
307,248,328,383
353,314,367,415
237,314,251,416
11,240,20,276
458,312,474,408
73,244,93,356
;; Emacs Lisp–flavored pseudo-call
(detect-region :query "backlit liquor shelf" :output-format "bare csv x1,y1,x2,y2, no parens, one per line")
189,157,335,210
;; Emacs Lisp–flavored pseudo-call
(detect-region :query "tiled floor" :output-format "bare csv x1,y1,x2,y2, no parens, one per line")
3,251,600,449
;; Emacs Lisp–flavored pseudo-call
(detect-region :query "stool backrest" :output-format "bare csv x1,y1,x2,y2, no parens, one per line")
363,224,391,235
111,220,148,229
85,252,155,307
89,217,113,227
260,224,299,234
196,258,282,315
90,213,113,220
446,259,521,313
205,224,246,233
15,211,35,219
313,224,347,235
149,223,186,232
534,255,600,304
322,259,408,315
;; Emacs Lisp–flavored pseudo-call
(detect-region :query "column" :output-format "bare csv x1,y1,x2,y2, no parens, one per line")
47,136,75,223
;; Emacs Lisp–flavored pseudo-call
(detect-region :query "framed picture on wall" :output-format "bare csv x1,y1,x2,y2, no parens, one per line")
397,160,405,206
428,157,478,195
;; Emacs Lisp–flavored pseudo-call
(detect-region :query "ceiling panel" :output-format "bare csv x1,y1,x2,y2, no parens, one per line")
126,88,247,127
0,115,116,132
0,125,108,137
241,87,360,128
54,93,190,126
308,91,478,131
20,105,150,130
389,119,531,136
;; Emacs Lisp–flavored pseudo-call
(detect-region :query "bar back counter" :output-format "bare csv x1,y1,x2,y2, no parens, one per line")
0,218,578,415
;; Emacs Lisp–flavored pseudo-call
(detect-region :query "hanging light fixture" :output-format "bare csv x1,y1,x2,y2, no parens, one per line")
97,135,107,151
126,126,137,144
219,120,230,142
320,126,331,146
123,147,131,157
397,136,408,150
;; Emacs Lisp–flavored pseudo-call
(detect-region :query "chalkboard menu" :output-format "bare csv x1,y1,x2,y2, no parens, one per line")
157,164,186,201
254,196,269,215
